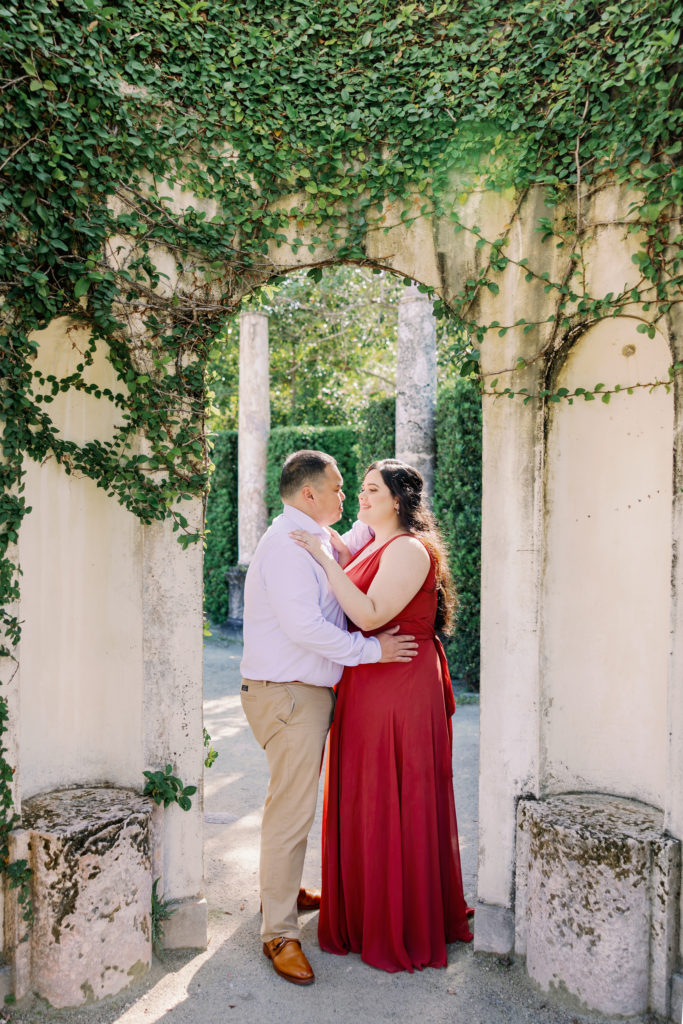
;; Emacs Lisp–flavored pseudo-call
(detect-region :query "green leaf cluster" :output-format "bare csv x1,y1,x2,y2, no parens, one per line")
203,727,218,769
150,877,176,958
142,764,197,811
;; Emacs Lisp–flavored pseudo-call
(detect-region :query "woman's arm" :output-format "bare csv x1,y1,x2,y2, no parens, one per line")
289,531,430,630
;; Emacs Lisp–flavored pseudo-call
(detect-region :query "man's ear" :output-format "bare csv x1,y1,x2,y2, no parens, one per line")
300,484,314,503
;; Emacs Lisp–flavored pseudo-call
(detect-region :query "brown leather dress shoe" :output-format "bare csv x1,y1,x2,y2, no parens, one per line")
296,887,321,910
259,887,322,913
263,937,315,985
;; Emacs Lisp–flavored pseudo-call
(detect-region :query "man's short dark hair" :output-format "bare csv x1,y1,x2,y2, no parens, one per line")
279,450,337,499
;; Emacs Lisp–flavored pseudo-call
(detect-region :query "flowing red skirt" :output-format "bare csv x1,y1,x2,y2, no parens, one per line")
318,542,473,972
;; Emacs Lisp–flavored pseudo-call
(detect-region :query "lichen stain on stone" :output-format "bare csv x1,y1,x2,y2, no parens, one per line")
102,903,121,924
79,981,96,1005
127,959,148,981
518,794,663,883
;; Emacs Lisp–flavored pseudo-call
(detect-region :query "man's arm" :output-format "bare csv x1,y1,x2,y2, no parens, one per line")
330,520,373,566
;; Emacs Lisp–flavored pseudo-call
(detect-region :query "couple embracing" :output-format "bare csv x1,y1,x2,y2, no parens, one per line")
240,449,473,985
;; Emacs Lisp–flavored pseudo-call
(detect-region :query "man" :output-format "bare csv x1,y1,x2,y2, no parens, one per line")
240,449,417,986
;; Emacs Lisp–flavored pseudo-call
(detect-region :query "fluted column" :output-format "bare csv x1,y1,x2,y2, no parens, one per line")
395,283,437,495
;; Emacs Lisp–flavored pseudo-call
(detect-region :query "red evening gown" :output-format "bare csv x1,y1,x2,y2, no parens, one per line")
318,535,473,972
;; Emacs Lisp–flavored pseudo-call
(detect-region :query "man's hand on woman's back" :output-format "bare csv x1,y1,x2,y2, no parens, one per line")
377,624,418,663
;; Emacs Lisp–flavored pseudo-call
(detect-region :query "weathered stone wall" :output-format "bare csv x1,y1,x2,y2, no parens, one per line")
542,320,672,804
18,320,144,797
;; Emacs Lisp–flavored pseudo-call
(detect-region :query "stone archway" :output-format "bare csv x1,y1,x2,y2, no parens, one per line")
8,179,683,1020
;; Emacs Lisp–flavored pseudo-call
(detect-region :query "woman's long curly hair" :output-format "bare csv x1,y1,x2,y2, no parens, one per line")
366,459,457,633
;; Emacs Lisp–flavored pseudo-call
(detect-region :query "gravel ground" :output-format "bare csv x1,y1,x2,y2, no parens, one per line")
6,631,657,1024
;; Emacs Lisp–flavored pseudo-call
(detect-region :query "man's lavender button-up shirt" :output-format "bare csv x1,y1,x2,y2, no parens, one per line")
240,505,381,687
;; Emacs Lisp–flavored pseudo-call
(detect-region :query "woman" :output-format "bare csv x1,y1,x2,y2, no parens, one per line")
290,459,473,973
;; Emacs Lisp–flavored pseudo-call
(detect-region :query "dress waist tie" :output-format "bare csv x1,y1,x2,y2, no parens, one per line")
434,635,455,752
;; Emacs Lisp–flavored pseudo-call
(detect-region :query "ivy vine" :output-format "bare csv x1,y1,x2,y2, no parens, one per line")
1,0,681,916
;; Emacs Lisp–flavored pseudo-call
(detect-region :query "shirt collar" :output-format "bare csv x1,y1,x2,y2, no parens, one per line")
281,504,328,537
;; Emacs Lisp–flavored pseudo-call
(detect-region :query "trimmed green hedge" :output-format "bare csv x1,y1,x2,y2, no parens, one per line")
433,378,482,690
203,431,238,623
266,425,361,533
354,396,395,478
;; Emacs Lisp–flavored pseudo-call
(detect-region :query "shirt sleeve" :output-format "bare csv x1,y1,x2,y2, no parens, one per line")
341,520,374,556
260,538,381,665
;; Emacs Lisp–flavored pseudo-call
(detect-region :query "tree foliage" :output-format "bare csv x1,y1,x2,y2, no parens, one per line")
208,267,403,431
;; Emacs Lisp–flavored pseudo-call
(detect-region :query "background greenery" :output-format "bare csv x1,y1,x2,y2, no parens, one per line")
265,426,361,530
434,379,482,689
207,268,468,432
355,396,396,475
203,430,238,624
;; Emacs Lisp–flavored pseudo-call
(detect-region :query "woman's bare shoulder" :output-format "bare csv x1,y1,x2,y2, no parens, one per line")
382,534,431,565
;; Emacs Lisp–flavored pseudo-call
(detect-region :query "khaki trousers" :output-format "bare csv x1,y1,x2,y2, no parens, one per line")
240,678,335,943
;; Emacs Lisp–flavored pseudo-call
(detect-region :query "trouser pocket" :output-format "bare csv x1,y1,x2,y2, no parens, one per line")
241,679,296,749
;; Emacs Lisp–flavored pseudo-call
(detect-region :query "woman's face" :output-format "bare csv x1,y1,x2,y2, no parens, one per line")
358,469,397,527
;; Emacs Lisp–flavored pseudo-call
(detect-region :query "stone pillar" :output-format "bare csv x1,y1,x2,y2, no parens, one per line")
142,506,207,948
238,310,270,565
395,283,436,495
667,300,683,1023
0,532,20,993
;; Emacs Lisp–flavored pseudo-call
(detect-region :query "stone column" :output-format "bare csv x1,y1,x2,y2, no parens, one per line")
238,310,270,566
141,504,207,948
395,283,436,495
666,300,683,1023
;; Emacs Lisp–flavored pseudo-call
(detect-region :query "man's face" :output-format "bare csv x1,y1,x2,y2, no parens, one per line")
309,464,345,526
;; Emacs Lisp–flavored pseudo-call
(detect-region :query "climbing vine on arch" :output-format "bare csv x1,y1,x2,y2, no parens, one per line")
0,0,682,893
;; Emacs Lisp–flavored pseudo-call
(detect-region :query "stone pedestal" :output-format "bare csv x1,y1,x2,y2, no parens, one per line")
7,787,160,1008
515,794,680,1019
224,564,247,632
396,283,436,495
